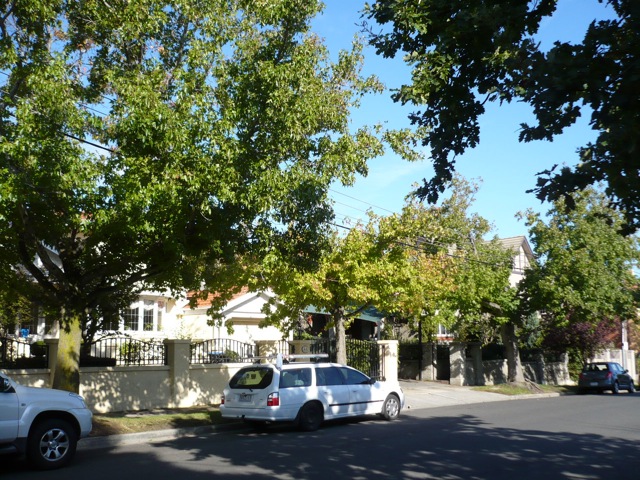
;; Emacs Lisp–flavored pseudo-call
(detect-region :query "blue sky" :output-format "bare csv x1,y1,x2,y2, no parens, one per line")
312,0,614,240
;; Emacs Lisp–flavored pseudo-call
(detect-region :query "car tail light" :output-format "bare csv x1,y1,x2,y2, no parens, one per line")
267,392,280,407
220,395,225,405
606,372,613,379
579,373,585,381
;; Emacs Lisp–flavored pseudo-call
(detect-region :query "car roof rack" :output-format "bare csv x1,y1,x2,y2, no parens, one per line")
253,353,329,369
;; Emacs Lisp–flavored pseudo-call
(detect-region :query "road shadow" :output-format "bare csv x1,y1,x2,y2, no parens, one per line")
5,396,640,479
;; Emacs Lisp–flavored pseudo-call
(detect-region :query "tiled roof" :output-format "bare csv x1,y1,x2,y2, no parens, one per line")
188,286,250,308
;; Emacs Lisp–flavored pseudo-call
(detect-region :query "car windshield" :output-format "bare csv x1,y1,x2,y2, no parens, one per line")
229,367,274,389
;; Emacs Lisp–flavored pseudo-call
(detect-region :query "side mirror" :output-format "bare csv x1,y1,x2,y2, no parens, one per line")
1,377,13,393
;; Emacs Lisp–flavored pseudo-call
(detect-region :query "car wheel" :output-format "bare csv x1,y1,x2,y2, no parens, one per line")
297,402,323,432
381,394,401,421
612,381,620,394
629,381,635,394
27,418,77,470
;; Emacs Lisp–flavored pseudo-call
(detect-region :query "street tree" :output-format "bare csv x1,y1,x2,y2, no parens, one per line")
365,0,640,233
0,0,407,391
423,179,523,382
519,188,639,365
259,177,519,373
259,194,460,365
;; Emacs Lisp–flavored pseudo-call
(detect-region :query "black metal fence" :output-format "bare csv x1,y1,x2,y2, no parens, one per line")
82,334,166,366
0,336,48,369
1,333,384,378
190,339,258,364
308,338,384,380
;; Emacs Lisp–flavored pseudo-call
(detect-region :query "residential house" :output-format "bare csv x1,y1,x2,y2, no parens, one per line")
497,235,534,287
435,235,535,342
176,287,289,342
8,286,288,344
8,236,535,346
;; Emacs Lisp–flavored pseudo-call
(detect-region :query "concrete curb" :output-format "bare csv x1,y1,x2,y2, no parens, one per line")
82,422,246,450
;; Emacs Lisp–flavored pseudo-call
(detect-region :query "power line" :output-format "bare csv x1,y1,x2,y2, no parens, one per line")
329,188,396,214
327,222,510,268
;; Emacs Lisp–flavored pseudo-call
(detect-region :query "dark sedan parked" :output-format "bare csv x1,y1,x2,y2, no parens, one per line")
578,362,636,394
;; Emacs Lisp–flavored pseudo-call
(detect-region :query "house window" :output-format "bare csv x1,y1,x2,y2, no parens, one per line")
123,306,139,331
143,300,154,331
18,305,39,336
43,313,56,334
437,324,452,337
122,299,164,333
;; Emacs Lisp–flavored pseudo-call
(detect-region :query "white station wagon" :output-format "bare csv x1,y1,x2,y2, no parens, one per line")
220,355,404,431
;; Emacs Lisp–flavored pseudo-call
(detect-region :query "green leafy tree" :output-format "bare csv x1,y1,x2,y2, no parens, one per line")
259,177,518,372
0,1,402,391
365,0,640,232
519,188,639,364
0,272,33,334
259,194,458,365
423,179,523,382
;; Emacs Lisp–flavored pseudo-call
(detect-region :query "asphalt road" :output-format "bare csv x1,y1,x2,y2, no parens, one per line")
6,393,640,479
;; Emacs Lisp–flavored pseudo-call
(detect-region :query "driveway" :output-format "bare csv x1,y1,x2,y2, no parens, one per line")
400,380,546,410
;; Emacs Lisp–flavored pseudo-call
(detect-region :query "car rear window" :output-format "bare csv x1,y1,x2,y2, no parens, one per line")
229,367,274,389
583,363,609,372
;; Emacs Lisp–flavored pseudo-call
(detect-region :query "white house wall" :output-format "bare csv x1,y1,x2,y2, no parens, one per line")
172,290,290,342
508,245,531,287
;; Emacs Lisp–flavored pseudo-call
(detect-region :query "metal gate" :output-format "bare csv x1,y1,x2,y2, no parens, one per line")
309,338,384,380
436,344,451,381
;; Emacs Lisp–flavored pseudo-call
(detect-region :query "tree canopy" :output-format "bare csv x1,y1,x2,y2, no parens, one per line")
365,0,640,233
0,0,408,390
259,201,457,364
519,187,639,364
259,177,517,365
520,187,639,328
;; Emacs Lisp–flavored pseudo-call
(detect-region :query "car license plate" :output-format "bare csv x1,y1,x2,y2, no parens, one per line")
590,382,598,387
238,393,252,402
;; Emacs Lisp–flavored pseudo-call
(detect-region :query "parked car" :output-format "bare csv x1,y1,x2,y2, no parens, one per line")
577,362,636,394
220,355,404,431
0,372,93,469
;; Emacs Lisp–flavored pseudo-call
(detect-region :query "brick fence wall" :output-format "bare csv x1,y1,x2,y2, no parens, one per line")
2,339,398,413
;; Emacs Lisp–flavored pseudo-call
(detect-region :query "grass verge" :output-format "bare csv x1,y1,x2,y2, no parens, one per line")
90,406,230,437
471,384,578,396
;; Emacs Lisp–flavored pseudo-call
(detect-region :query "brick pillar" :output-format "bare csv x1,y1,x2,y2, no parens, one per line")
535,351,546,385
377,340,398,382
45,338,59,388
164,339,191,408
420,342,436,381
254,340,281,359
288,340,316,358
449,342,466,386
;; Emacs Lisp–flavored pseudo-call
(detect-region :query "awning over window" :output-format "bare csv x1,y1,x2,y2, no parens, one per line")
303,305,385,324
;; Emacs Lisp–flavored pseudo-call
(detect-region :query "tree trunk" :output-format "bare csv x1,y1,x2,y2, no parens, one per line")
500,322,525,384
52,312,82,393
334,307,347,365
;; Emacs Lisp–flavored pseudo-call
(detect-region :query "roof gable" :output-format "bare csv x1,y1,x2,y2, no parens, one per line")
497,235,534,261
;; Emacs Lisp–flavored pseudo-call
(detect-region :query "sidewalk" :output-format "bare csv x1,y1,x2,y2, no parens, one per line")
81,381,559,451
400,380,558,411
